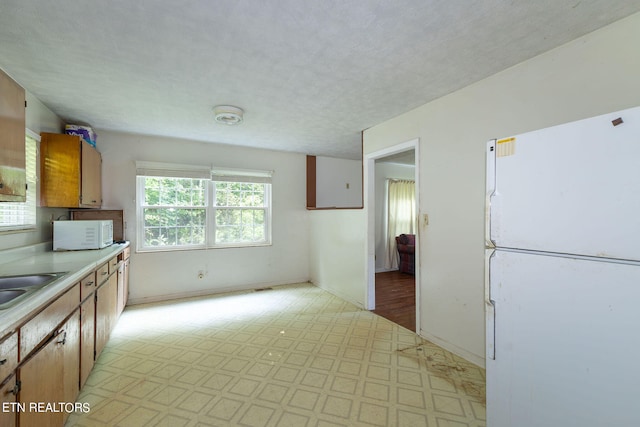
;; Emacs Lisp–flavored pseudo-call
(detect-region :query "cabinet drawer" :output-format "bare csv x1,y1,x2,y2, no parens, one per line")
0,332,18,382
80,272,96,302
19,283,80,359
97,262,109,285
108,257,119,275
122,247,130,260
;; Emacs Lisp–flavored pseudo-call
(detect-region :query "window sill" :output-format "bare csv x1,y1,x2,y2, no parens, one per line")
137,242,272,253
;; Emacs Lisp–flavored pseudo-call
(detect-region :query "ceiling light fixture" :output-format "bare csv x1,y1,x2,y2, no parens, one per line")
213,105,244,125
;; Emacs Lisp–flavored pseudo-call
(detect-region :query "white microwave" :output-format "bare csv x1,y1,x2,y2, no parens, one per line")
53,220,114,251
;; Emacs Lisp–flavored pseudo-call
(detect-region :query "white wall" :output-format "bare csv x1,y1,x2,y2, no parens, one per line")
308,209,366,308
374,161,415,272
0,90,66,251
315,156,362,208
25,92,64,136
363,12,640,366
98,131,310,303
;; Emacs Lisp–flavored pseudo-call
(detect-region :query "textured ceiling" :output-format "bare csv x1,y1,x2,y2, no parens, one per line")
1,1,639,160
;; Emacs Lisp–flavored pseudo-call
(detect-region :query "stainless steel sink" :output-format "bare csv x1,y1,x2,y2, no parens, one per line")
0,272,67,290
0,289,27,305
0,272,68,309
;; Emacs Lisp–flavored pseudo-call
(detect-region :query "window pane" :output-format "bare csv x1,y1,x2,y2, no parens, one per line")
145,227,162,246
138,170,271,250
214,181,266,208
142,207,206,247
215,185,227,206
214,207,267,244
145,177,206,207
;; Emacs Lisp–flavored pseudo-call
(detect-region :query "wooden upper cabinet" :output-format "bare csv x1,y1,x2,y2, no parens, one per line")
40,133,102,208
0,68,26,202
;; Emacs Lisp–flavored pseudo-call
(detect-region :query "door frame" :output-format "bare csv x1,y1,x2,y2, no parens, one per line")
364,138,420,331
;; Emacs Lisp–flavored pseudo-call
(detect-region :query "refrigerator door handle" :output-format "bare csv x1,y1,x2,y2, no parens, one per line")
485,248,496,361
486,298,496,360
486,139,497,248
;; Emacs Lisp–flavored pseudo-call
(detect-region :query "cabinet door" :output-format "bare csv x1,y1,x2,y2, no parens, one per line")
0,69,26,202
40,133,81,207
18,329,64,427
0,331,18,384
61,310,80,418
1,374,18,427
80,296,95,387
117,261,126,315
80,140,101,207
123,258,130,309
95,273,117,359
19,311,80,427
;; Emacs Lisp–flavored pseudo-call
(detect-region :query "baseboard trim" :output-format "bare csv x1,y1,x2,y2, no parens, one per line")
311,281,365,310
375,267,397,273
418,330,485,368
127,280,311,306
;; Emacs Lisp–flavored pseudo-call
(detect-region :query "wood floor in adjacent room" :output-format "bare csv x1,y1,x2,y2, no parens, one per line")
373,270,416,332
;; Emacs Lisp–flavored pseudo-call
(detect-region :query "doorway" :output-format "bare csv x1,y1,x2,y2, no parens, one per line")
364,139,419,332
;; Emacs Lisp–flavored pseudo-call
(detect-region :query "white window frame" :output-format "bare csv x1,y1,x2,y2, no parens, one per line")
136,162,272,252
0,130,38,232
210,170,272,248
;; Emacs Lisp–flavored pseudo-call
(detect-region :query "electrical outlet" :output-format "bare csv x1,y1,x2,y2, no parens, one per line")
198,270,204,279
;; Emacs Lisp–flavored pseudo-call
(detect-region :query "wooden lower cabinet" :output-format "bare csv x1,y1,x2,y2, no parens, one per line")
95,273,118,359
123,257,130,309
19,331,63,427
0,332,18,386
117,260,128,315
61,311,80,412
1,374,18,427
80,296,95,388
116,249,130,315
18,310,80,427
3,247,130,426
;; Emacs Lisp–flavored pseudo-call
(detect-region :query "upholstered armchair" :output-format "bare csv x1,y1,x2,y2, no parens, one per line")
396,234,415,275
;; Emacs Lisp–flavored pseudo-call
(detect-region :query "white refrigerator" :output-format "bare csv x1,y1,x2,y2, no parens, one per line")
485,106,640,427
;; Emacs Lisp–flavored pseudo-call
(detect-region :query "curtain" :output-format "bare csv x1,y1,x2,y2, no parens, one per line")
385,179,416,270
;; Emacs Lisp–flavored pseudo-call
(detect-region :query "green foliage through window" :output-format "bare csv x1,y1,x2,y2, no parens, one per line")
137,174,270,251
213,182,267,245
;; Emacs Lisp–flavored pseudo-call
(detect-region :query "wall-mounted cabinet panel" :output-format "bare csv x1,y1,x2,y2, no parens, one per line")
0,69,26,202
306,155,363,209
40,133,102,208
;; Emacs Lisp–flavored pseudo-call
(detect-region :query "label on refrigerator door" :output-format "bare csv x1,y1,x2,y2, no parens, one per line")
496,137,515,157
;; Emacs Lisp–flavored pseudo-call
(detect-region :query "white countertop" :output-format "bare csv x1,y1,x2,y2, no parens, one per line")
0,242,130,336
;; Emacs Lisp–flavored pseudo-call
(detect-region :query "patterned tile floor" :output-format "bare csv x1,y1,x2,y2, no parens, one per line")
66,283,485,427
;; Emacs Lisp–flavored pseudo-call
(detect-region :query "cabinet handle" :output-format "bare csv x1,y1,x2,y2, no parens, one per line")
10,380,21,395
56,330,67,345
0,358,6,365
86,281,95,286
101,271,108,276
